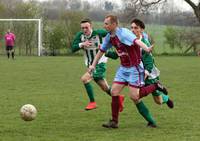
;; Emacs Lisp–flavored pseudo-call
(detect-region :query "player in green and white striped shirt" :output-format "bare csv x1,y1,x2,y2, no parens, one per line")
71,18,124,111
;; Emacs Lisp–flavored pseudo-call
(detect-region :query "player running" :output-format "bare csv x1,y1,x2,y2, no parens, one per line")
88,15,168,128
130,18,174,108
71,18,124,111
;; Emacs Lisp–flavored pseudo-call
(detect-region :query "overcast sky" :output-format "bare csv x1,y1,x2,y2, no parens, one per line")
35,0,197,11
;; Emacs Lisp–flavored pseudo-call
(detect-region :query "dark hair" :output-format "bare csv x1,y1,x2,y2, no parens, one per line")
80,18,92,24
131,19,145,29
105,15,118,25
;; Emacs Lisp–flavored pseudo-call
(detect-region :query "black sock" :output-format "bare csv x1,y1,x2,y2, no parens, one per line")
12,52,14,59
7,52,10,58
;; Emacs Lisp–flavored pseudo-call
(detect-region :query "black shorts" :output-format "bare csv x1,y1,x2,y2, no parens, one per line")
6,46,14,51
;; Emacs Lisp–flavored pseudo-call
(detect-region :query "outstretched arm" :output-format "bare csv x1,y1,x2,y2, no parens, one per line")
135,39,153,53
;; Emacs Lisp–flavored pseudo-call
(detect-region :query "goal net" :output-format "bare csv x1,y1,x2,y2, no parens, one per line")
0,19,42,56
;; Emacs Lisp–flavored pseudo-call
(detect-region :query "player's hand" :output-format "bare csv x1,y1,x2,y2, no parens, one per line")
82,41,92,48
146,46,153,53
144,70,150,79
88,65,95,74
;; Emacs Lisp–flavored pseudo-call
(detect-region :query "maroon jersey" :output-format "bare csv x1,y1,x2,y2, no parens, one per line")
110,36,141,67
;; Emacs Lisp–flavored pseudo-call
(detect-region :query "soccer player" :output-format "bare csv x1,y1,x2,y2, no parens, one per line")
71,18,124,111
88,15,168,128
4,29,16,59
130,19,174,108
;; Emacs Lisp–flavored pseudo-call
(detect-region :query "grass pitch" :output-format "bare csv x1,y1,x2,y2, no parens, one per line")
0,56,199,141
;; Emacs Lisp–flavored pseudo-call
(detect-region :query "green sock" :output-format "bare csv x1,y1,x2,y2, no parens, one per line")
153,90,169,104
161,93,169,104
84,83,95,102
136,101,156,125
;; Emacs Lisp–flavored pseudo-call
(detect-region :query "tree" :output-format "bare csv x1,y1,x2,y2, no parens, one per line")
120,0,165,22
184,0,200,24
69,0,81,10
104,1,114,11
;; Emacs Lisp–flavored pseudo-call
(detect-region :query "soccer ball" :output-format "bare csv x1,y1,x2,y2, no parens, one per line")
20,104,37,121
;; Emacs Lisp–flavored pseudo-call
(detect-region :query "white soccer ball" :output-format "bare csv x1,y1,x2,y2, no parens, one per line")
20,104,37,121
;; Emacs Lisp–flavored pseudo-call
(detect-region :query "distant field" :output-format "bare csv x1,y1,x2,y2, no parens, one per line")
0,56,199,141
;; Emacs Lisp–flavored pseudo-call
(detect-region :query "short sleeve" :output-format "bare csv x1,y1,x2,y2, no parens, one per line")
100,34,112,52
117,28,137,46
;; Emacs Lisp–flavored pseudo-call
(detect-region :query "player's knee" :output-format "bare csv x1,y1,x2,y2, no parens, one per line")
101,86,108,92
153,96,163,105
111,89,120,96
130,95,140,103
80,76,89,83
154,100,162,105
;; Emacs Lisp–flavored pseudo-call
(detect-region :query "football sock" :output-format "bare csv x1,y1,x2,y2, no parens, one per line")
111,96,119,123
161,93,169,104
7,52,10,58
136,101,156,125
84,83,95,102
12,52,14,59
153,90,169,104
139,84,157,98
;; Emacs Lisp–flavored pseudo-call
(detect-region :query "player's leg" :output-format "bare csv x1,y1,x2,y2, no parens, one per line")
102,83,125,128
80,72,96,110
94,63,125,112
129,63,167,98
6,46,10,59
145,78,164,105
146,77,174,108
128,64,157,127
93,63,111,95
95,78,110,94
102,66,127,128
152,94,163,105
152,91,174,108
129,86,157,128
11,47,15,59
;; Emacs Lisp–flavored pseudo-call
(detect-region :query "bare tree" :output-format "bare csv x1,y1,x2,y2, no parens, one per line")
120,0,166,22
184,0,200,24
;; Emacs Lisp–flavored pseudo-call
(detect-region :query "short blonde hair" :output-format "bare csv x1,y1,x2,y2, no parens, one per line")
105,15,118,25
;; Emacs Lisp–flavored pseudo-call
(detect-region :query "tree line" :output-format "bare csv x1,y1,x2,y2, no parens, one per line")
0,0,199,56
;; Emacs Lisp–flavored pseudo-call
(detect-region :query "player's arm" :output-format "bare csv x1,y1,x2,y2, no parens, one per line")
135,39,152,53
96,29,108,37
121,28,152,52
105,49,119,60
88,50,104,73
13,33,16,41
142,50,154,73
141,39,154,72
71,32,83,53
88,34,112,73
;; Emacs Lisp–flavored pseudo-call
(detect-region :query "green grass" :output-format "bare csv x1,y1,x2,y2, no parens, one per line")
0,56,200,141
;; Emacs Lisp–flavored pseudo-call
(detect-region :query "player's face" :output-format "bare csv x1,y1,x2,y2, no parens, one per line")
131,23,141,37
81,22,92,36
103,18,116,32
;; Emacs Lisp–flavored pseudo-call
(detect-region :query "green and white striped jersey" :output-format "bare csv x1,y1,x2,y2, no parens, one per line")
72,29,108,67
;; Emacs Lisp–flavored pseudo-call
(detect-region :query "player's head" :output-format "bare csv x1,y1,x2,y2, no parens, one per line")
80,18,92,36
104,15,118,32
130,19,145,37
7,29,11,33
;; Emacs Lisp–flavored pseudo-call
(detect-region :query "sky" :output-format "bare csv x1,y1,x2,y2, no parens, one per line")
34,0,197,11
